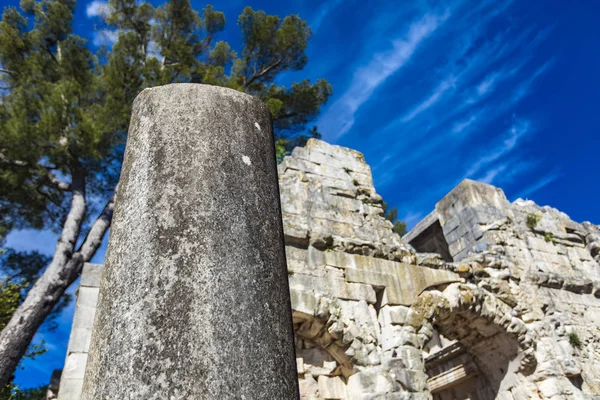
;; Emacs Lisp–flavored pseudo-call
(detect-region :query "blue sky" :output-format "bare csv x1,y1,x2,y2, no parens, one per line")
4,0,600,389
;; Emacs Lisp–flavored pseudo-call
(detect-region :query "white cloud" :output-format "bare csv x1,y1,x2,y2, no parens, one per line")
318,12,446,141
311,0,344,33
452,114,479,134
92,29,119,47
476,159,539,186
465,118,532,177
511,60,554,103
400,75,456,122
515,171,562,199
477,163,508,184
476,72,500,96
86,0,111,18
401,211,425,230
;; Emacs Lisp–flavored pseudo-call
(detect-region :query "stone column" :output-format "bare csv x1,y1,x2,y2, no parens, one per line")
81,84,299,399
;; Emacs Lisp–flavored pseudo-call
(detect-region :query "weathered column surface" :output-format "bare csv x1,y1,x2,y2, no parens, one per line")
81,84,299,399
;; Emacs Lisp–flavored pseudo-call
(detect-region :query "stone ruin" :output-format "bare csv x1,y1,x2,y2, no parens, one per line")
34,81,597,399
51,136,600,399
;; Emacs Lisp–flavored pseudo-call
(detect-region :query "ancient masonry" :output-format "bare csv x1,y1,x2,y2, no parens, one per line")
54,139,600,399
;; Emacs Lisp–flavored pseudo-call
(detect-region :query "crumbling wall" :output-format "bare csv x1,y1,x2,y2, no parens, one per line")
409,179,600,399
278,141,539,400
57,140,599,400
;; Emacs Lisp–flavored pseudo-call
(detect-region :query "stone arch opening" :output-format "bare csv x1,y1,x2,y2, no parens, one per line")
411,283,537,400
293,311,355,400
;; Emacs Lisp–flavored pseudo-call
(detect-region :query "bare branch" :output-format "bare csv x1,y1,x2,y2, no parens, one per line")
0,151,27,167
0,154,72,191
45,44,60,65
0,162,87,387
75,191,116,263
243,58,283,88
274,111,298,121
43,168,72,191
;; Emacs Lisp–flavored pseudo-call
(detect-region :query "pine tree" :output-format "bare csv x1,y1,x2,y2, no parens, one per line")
0,0,331,386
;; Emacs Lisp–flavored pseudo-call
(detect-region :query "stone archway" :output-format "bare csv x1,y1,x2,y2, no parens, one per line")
292,311,355,400
411,283,537,400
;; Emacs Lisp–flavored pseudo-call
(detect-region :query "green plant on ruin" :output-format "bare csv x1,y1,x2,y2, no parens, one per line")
544,232,555,243
526,213,541,230
568,332,582,349
382,202,407,237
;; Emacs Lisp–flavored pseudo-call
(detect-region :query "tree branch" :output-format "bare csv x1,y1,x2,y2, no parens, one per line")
0,161,87,387
43,168,72,191
76,192,115,262
0,68,14,76
64,191,116,284
0,152,27,167
274,111,298,121
0,153,72,191
243,58,283,88
45,44,59,65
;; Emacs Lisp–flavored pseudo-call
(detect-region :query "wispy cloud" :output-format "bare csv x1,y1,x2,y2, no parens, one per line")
86,0,110,18
92,29,118,47
477,163,508,184
311,0,344,33
465,118,533,177
319,12,447,141
511,59,554,103
452,113,479,134
401,211,425,230
401,75,457,122
515,171,562,199
376,31,536,158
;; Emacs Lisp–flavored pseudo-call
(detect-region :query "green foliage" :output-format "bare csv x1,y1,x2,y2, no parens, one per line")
0,249,70,333
99,1,331,155
382,202,407,237
0,0,329,382
0,0,331,237
568,332,582,349
544,232,555,243
0,247,55,389
526,213,541,230
275,137,288,164
0,0,109,235
0,278,48,399
0,279,22,331
0,384,47,400
392,221,407,237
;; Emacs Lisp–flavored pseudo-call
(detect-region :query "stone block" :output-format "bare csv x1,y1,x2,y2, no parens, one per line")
344,261,459,306
80,263,104,288
290,289,320,316
347,370,394,397
288,274,377,303
317,375,347,399
67,326,94,354
62,353,88,380
378,305,410,326
57,378,84,400
76,287,99,309
389,368,429,392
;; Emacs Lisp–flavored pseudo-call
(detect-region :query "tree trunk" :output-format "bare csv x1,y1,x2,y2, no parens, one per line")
0,167,115,388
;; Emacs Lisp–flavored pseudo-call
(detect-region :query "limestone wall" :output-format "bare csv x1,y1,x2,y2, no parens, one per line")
407,179,600,399
57,264,102,400
56,139,600,400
